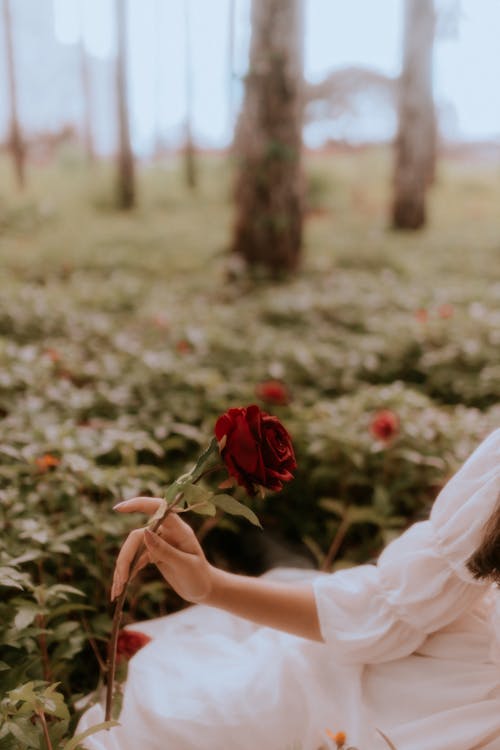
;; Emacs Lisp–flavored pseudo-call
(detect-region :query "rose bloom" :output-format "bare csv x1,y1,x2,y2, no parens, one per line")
116,629,152,661
370,410,399,442
255,380,290,406
215,405,296,495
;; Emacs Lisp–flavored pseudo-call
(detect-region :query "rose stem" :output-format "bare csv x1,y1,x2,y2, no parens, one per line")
104,491,185,721
81,616,107,673
36,560,53,683
37,709,53,750
320,513,351,572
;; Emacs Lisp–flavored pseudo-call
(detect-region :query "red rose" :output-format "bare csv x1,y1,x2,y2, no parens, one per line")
116,629,152,661
214,405,296,494
370,410,399,441
255,380,290,406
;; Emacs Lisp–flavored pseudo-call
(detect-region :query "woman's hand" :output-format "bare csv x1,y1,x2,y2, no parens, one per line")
110,497,214,604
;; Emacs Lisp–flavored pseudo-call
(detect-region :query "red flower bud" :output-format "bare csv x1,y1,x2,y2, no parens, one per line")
370,410,399,442
255,380,290,406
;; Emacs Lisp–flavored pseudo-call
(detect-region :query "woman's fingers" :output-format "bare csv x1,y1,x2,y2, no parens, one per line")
113,497,165,515
114,495,200,554
143,529,190,577
111,496,203,601
159,513,201,554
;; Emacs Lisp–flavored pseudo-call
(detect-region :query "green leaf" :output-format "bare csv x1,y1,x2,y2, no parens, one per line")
347,506,386,525
190,501,216,516
7,681,38,705
318,498,346,516
39,684,70,720
189,437,219,482
14,604,39,631
181,483,213,507
62,720,120,750
3,719,39,748
211,495,262,528
0,567,31,591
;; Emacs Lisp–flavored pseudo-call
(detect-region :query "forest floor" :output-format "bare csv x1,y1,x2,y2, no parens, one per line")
1,146,499,283
0,148,499,737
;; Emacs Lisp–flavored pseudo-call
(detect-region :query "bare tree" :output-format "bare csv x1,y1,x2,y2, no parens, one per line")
115,0,135,209
2,0,25,188
305,66,396,125
392,0,436,229
78,2,95,164
227,0,236,135
183,0,197,189
231,0,304,274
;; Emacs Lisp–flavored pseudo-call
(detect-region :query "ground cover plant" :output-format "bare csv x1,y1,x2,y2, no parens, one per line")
0,148,498,747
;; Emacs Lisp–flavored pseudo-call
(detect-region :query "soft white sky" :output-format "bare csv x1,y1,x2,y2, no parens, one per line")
53,0,500,152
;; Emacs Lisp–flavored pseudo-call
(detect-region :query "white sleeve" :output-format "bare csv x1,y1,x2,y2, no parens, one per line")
312,520,487,665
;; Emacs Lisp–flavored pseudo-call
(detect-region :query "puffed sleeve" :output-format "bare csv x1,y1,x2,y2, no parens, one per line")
313,428,500,665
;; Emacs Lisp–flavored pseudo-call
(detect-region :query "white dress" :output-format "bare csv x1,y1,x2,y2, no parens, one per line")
77,429,500,750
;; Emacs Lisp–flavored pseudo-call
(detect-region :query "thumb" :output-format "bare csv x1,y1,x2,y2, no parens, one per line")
144,528,190,568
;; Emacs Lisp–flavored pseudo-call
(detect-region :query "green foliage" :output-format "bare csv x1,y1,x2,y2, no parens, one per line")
0,150,498,743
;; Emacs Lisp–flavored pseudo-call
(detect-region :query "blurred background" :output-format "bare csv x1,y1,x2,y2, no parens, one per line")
0,0,499,741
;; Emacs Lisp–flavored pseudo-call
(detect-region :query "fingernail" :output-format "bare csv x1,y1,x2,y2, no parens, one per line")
113,500,129,510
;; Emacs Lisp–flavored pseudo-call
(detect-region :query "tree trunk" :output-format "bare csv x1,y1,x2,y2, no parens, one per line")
79,36,95,164
392,0,436,230
2,0,25,189
115,0,135,209
183,0,197,190
227,0,236,136
231,0,304,274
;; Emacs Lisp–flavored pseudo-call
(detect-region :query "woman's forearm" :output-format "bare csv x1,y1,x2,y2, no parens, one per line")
204,567,324,643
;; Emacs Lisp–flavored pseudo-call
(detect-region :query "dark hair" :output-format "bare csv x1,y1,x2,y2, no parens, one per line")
465,491,500,585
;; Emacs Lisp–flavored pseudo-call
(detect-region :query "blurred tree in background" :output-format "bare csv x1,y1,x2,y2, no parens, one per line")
115,0,135,209
392,0,436,229
182,0,197,191
2,0,25,189
231,0,304,275
77,1,95,166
